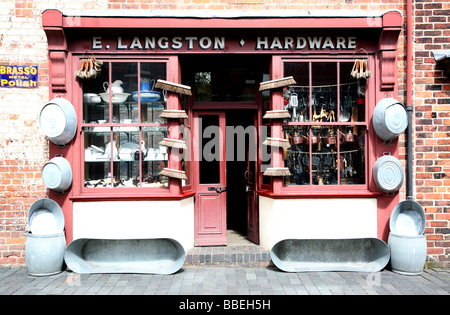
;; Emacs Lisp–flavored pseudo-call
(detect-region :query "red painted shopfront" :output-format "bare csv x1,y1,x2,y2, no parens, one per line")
42,9,403,250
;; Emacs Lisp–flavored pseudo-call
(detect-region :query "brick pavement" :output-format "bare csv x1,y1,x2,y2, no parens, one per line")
0,266,448,296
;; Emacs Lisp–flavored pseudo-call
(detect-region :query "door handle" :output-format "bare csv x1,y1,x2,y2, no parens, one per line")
208,186,227,193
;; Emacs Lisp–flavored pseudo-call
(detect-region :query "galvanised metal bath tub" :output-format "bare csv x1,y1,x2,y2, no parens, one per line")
270,238,390,273
64,238,185,275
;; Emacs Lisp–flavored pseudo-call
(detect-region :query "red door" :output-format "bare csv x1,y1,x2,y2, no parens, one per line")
193,111,227,246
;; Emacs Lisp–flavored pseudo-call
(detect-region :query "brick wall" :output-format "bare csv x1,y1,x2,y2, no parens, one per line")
0,0,448,267
413,0,450,268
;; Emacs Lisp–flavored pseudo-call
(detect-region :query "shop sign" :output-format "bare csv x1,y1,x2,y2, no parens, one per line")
0,65,38,88
91,36,357,52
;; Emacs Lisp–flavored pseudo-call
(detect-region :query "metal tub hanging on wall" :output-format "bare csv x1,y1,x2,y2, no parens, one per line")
373,153,404,193
373,96,408,142
270,238,390,272
41,155,72,192
39,96,77,146
64,238,186,275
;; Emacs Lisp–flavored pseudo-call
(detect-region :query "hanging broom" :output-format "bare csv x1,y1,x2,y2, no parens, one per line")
259,76,296,91
160,168,187,180
159,138,187,149
155,79,192,96
160,110,189,119
263,167,291,176
263,137,290,148
263,110,291,119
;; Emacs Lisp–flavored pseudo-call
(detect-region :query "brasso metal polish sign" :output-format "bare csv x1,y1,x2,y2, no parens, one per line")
91,36,357,52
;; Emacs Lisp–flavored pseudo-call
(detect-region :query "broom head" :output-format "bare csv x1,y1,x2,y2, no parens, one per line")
159,138,187,149
160,168,187,180
263,167,291,176
263,137,290,148
263,110,291,119
155,79,192,96
160,110,189,119
259,76,296,91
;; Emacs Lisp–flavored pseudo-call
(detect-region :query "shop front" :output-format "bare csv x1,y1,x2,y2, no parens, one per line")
42,9,403,252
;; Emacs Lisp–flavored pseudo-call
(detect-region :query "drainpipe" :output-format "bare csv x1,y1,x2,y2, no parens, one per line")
406,0,414,200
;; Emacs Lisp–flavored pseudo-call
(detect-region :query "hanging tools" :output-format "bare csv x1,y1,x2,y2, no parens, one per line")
76,52,103,80
351,59,372,79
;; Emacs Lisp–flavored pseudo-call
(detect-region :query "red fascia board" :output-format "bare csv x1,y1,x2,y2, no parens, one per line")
60,16,385,30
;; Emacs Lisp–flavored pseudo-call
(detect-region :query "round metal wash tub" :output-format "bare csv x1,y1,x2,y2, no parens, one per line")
64,238,186,275
270,238,390,273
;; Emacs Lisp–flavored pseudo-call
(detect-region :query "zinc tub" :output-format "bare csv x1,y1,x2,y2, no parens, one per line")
270,238,390,273
64,238,185,275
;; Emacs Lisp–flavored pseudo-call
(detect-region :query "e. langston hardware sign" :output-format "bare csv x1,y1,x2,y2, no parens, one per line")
91,35,357,52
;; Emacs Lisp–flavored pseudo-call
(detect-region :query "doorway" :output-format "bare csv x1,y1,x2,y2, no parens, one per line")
183,54,268,246
192,109,258,246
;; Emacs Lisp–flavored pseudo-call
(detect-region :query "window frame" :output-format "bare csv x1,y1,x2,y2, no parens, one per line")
71,55,193,199
267,55,378,196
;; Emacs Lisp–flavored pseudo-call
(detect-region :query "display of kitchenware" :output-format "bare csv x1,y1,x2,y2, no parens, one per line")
99,92,130,104
83,93,101,104
132,79,161,102
103,80,124,93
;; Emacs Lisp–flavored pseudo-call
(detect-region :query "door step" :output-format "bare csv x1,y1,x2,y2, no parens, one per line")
185,245,272,267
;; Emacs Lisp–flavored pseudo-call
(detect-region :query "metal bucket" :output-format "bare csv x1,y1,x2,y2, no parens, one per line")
28,197,64,235
39,96,77,146
270,238,390,272
388,233,427,275
373,153,404,193
64,238,186,275
41,156,72,192
390,200,426,236
25,231,66,276
373,97,408,141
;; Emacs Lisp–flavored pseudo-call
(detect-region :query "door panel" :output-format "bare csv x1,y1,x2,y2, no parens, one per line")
194,111,227,246
246,112,260,244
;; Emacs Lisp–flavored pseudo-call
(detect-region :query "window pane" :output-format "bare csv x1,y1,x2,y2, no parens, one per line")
283,125,310,186
84,127,112,187
284,62,309,122
340,125,365,185
339,62,365,123
142,126,168,187
114,127,140,187
83,62,110,123
140,63,167,123
111,62,136,123
312,126,338,185
312,63,337,123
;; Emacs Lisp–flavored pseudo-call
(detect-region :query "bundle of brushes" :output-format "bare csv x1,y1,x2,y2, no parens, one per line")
76,56,103,80
350,59,372,79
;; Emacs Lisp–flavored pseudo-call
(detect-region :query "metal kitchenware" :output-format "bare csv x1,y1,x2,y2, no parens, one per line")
41,155,72,192
373,96,408,141
270,238,390,272
373,153,404,193
39,96,77,146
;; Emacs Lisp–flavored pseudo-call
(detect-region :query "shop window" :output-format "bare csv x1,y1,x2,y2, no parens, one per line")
282,60,366,188
82,61,169,189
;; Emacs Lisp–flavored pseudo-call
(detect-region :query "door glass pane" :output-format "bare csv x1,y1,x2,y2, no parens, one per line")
199,115,220,184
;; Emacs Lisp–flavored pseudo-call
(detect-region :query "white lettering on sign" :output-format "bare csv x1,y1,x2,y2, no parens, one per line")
91,36,356,51
255,36,356,50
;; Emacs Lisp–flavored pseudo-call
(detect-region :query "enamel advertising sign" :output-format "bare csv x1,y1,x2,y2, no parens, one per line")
0,65,38,88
